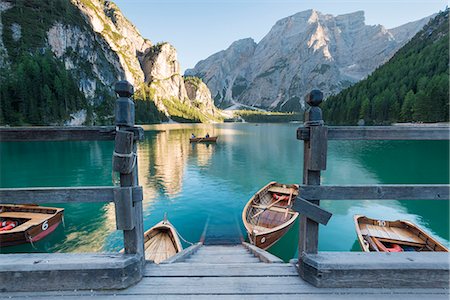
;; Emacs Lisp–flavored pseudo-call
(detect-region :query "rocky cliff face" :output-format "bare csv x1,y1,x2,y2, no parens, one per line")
0,0,218,124
186,9,433,110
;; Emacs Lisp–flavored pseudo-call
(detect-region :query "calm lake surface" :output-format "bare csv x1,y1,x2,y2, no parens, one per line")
1,123,449,261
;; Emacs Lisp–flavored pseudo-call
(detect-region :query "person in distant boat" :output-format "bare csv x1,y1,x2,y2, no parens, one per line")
205,133,210,138
191,133,195,138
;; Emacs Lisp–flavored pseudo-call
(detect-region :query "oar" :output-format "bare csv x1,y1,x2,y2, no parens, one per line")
284,188,294,219
252,196,285,219
363,234,380,252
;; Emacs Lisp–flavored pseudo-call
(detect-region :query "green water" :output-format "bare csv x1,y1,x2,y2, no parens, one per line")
1,123,449,261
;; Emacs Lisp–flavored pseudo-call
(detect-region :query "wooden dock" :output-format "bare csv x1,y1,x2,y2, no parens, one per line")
2,244,449,299
1,84,449,296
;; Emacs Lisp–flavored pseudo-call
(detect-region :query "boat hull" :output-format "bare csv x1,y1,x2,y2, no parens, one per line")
0,205,64,247
143,220,183,263
248,220,295,250
354,215,449,252
242,182,299,250
189,137,218,143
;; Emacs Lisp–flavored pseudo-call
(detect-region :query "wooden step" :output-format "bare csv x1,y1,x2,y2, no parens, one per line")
185,256,261,264
144,263,298,277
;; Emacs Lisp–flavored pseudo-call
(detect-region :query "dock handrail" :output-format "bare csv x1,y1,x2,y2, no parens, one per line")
0,81,145,260
294,89,450,284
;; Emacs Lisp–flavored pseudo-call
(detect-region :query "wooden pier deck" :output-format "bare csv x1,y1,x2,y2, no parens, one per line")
1,244,448,299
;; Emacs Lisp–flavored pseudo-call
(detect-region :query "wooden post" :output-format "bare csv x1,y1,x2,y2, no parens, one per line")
114,81,144,263
299,90,327,258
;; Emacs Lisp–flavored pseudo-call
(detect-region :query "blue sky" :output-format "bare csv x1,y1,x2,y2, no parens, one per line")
114,0,446,72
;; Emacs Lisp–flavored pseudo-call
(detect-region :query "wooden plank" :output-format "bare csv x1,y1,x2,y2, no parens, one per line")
0,126,116,141
114,187,135,230
292,197,332,225
242,242,284,263
0,186,142,204
299,97,324,259
160,242,202,264
1,292,448,300
309,126,327,171
327,126,450,140
144,263,297,277
185,256,261,264
123,276,311,294
300,251,450,288
113,130,135,174
299,185,450,200
0,253,142,292
115,88,145,263
2,289,447,299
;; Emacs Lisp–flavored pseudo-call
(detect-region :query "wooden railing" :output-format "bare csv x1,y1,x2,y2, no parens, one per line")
294,90,450,257
0,81,145,260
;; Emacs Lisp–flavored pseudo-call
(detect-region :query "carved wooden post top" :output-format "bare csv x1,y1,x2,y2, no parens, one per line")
304,89,324,127
115,80,135,127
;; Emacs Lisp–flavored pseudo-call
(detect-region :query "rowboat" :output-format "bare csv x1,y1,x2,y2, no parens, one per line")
143,218,183,263
189,136,218,143
354,215,449,252
0,204,64,247
242,182,299,250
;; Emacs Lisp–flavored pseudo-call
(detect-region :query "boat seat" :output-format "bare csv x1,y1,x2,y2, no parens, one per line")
360,224,426,246
251,205,297,215
268,186,299,196
0,212,50,233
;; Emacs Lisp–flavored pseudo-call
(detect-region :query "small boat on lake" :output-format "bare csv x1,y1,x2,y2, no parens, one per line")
354,215,449,252
242,182,299,250
0,204,64,247
143,218,183,263
189,136,218,143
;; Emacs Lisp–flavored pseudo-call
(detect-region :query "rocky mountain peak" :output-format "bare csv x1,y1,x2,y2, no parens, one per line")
186,9,434,111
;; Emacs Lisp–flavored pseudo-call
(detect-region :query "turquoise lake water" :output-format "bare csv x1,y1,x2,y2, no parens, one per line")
1,123,449,261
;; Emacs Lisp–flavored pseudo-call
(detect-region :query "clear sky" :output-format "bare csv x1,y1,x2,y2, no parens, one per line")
113,0,446,72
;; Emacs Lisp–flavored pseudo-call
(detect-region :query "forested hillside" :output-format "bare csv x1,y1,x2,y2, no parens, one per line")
0,0,94,125
322,9,449,125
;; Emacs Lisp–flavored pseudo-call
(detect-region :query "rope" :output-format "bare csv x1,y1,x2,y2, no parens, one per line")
175,229,194,246
113,151,137,172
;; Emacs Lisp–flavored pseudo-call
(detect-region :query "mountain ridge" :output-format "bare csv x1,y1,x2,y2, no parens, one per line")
0,0,219,125
186,9,434,111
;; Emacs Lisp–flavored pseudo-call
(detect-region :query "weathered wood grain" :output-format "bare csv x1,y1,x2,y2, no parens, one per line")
292,197,332,225
242,242,284,263
299,184,449,200
0,186,142,204
309,126,327,171
114,187,135,230
113,130,135,174
160,242,202,264
3,294,447,300
0,253,142,292
0,126,117,141
144,263,297,277
300,252,450,288
327,126,450,140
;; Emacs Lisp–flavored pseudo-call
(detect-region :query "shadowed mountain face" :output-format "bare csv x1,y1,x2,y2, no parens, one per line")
185,9,433,111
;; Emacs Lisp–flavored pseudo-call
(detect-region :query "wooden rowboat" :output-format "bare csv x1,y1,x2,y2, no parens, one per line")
354,215,449,252
189,136,218,143
0,204,64,247
143,218,183,263
242,182,299,250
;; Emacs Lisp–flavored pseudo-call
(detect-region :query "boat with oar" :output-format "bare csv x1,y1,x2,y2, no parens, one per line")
143,217,183,263
189,136,218,143
242,182,299,250
0,204,64,247
354,215,449,252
